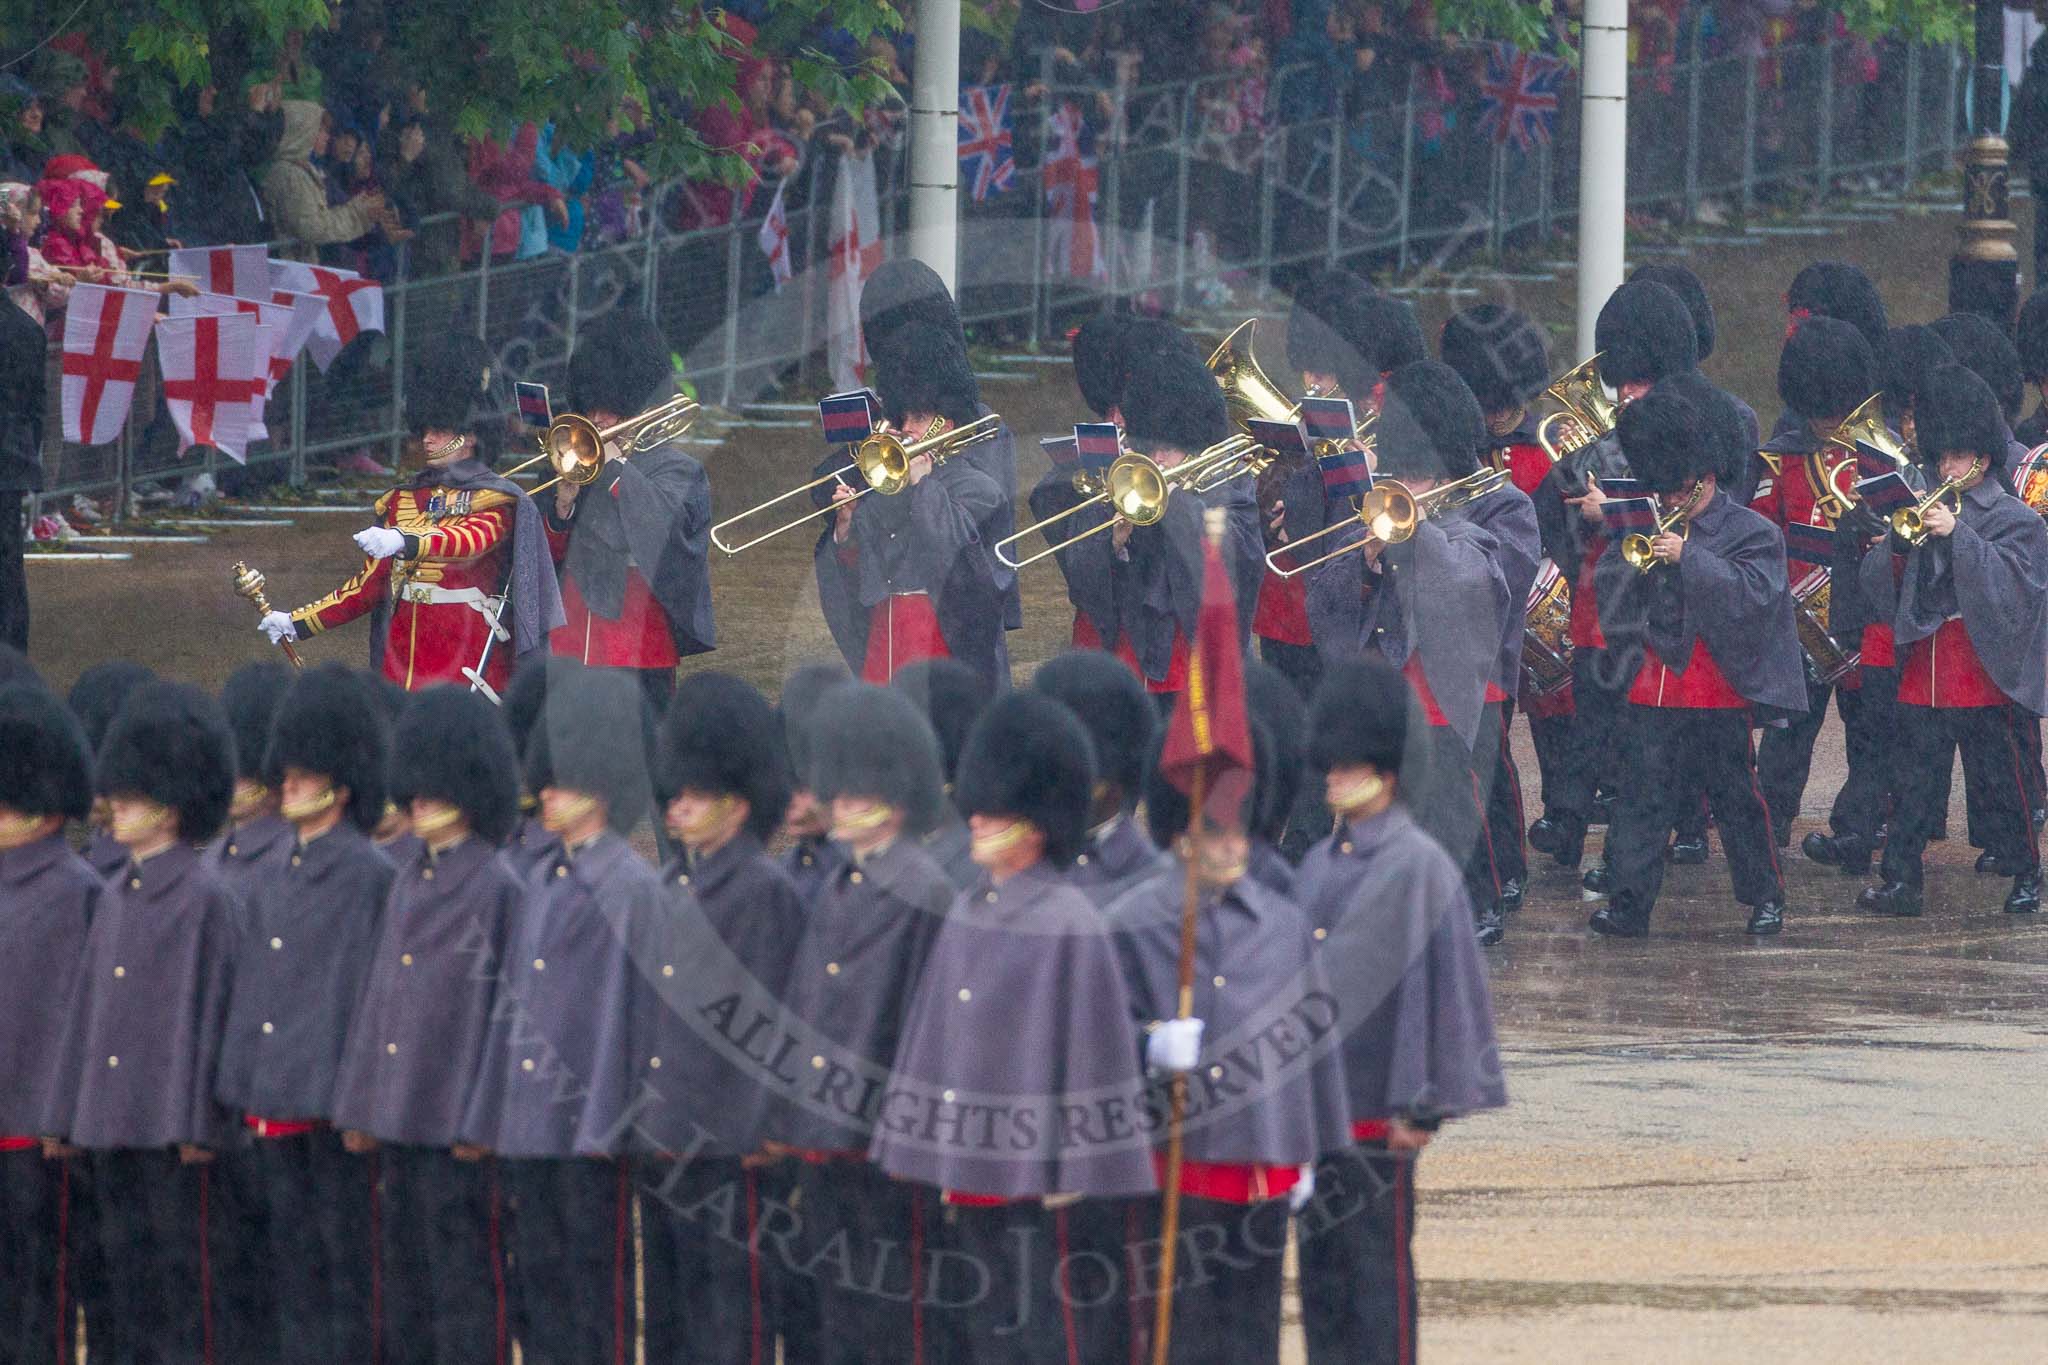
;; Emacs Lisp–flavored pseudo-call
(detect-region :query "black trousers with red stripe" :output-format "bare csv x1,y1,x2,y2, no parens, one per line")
638,1154,771,1365
1829,666,1899,844
0,1147,65,1365
1128,1193,1289,1365
1409,722,1496,914
241,1128,376,1365
89,1147,245,1365
1608,705,1783,914
501,1158,634,1365
1548,646,1630,830
1757,675,1833,840
789,1159,935,1365
1297,1142,1416,1365
1476,701,1529,887
932,1197,1133,1365
1882,703,2041,884
1525,706,1573,818
380,1145,508,1365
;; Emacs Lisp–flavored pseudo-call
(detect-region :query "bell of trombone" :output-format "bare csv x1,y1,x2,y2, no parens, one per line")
995,434,1255,570
1207,320,1300,428
507,393,699,489
1265,481,1418,579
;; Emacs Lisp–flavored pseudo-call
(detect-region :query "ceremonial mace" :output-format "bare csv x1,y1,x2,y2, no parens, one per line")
230,561,303,669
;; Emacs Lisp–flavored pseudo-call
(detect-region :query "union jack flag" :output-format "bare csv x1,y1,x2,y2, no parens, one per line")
958,84,1016,202
1478,43,1567,152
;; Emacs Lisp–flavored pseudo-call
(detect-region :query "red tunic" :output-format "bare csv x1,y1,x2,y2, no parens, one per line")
1252,564,1313,646
1150,1153,1301,1205
1750,451,1832,572
543,521,680,669
1496,440,1552,497
860,594,950,684
1897,618,2007,708
1399,655,1450,728
1628,639,1746,708
1073,613,1189,694
1570,540,1606,650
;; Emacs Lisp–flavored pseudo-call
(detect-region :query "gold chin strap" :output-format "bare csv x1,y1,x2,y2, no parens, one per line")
424,434,469,464
279,785,339,823
830,801,897,840
541,793,599,834
110,802,173,844
1327,772,1388,817
410,802,464,841
0,811,50,849
229,781,271,823
969,818,1038,862
670,794,736,844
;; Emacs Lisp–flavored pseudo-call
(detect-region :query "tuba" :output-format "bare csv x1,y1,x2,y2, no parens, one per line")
1536,356,1621,464
502,394,699,495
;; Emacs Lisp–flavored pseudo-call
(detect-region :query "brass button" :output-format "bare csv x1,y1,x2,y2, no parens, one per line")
811,1055,826,1070
261,1021,274,1035
270,937,283,950
113,966,125,978
1339,842,1353,855
291,855,302,868
107,1055,119,1068
226,844,238,856
649,1056,662,1069
677,874,690,886
554,865,567,879
385,1043,398,1055
1209,1065,1224,1080
826,962,841,976
1313,927,1328,941
849,870,864,885
983,892,997,903
1076,853,1090,867
521,1059,536,1073
661,964,674,978
957,987,972,1002
400,953,414,966
942,1088,956,1103
422,867,435,881
1212,975,1226,989
128,878,141,890
532,958,545,972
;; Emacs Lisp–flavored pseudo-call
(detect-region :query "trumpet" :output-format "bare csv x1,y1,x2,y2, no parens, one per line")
1268,467,1508,579
996,435,1259,570
503,394,700,495
711,414,1003,555
1890,458,1981,545
1536,356,1621,464
1620,482,1707,572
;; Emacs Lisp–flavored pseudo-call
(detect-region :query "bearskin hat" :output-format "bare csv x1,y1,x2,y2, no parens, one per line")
266,664,390,832
873,321,982,428
0,644,43,692
1308,658,1410,777
1438,304,1550,413
1244,661,1306,844
523,663,654,833
1073,311,1131,417
1617,386,1710,492
2017,288,2048,384
1123,345,1230,456
955,691,1097,866
388,686,522,845
1357,292,1428,376
1886,324,1955,415
568,309,673,419
1629,263,1717,361
810,683,947,837
1373,360,1484,482
891,658,991,787
1287,269,1378,395
859,257,962,355
1786,261,1889,358
1029,649,1156,807
66,661,155,756
219,661,294,782
655,672,790,841
94,682,234,841
405,332,495,436
0,683,93,820
1595,280,1699,389
1912,364,2007,471
1930,312,2025,422
779,662,852,792
1655,371,1749,487
1777,316,1874,423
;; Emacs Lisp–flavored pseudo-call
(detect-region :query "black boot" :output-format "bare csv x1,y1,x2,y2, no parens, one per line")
1527,817,1568,855
1857,880,1923,917
1581,861,1612,897
1499,877,1525,915
2004,868,2041,914
1589,892,1650,938
1474,899,1505,946
1802,831,1871,875
1744,899,1785,936
1591,789,1617,828
1975,850,2013,877
1667,835,1709,865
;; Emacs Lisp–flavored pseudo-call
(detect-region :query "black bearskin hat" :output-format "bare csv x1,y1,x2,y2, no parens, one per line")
1073,311,1131,416
1308,658,1410,776
1776,316,1874,423
0,683,93,820
779,662,852,792
0,644,43,692
892,658,991,787
568,309,673,419
1629,262,1717,361
1029,649,1156,807
1123,345,1230,456
656,672,791,841
1595,280,1699,389
873,321,981,428
955,692,1096,866
1786,260,1889,358
1913,364,2007,471
1655,371,1749,487
1373,361,1484,482
810,683,947,836
859,257,963,355
1287,269,1378,396
1930,312,2025,422
1357,292,1428,376
67,661,156,756
406,332,495,436
1438,304,1550,413
1886,324,1955,415
2017,288,2048,384
1243,661,1306,844
219,661,294,782
388,686,521,845
267,664,391,832
94,682,234,841
1617,387,1710,493
524,663,654,833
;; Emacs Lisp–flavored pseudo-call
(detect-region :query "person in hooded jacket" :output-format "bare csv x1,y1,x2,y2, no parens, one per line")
261,99,386,259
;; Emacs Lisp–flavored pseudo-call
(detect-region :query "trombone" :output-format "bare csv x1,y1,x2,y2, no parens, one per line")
710,414,1002,555
1620,482,1707,572
1891,457,1981,546
1267,467,1508,579
996,434,1258,571
503,394,700,495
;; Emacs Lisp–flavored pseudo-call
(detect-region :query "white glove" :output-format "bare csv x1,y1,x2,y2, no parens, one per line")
354,526,406,560
1146,1017,1205,1074
1289,1161,1316,1213
259,611,295,645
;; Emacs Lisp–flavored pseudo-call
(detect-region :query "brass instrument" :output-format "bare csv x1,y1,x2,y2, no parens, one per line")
1267,466,1509,579
1890,458,1981,546
996,434,1259,570
1520,563,1574,696
1620,483,1706,572
1207,320,1302,428
503,393,700,495
1536,356,1621,464
1814,392,1910,519
231,560,304,668
711,413,1003,555
1791,565,1860,685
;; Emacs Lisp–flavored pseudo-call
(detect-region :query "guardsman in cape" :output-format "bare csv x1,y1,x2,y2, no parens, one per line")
778,661,854,900
206,661,296,904
266,336,564,693
1774,261,1893,446
871,692,1158,1365
330,686,525,1365
1292,658,1507,1365
1243,659,1316,879
0,684,100,1365
214,665,395,1365
543,309,715,714
891,657,995,890
1631,262,1762,447
43,683,240,1363
64,660,157,880
459,662,663,1365
766,682,957,1365
1858,366,2048,918
1029,649,1163,904
1589,387,1806,939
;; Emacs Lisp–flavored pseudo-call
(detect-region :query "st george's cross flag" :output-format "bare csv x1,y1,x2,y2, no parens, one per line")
1044,101,1105,281
167,244,271,300
60,284,158,445
758,177,793,291
156,311,264,461
826,154,883,392
272,260,385,369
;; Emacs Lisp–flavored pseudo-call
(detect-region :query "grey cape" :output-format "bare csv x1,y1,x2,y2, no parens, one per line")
205,813,296,910
1291,806,1507,1125
1593,492,1808,719
1459,483,1543,696
1067,814,1164,907
0,835,102,1136
1859,478,2048,715
546,441,716,656
330,836,521,1145
870,862,1159,1198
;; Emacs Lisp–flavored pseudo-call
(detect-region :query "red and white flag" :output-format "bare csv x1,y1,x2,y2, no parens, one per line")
156,311,263,461
172,292,308,399
825,154,882,392
168,244,272,300
758,178,793,292
271,261,385,369
60,284,158,446
245,323,277,442
1044,101,1105,282
268,290,329,370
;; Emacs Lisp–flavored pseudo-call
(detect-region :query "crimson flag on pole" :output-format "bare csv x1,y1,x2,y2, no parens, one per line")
1157,510,1255,828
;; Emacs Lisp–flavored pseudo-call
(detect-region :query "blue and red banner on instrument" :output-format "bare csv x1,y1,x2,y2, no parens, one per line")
1247,418,1308,459
1073,422,1121,475
819,389,880,444
514,382,552,430
1782,519,1837,565
1852,441,1900,480
1042,435,1079,467
1593,476,1643,500
1299,397,1357,446
1318,445,1371,499
1854,471,1917,516
1604,497,1660,536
